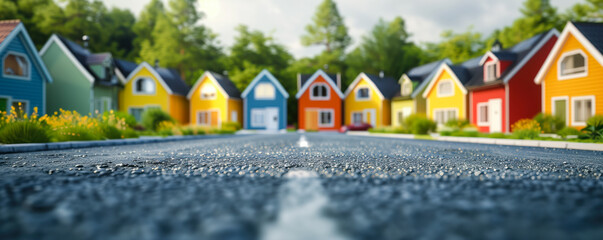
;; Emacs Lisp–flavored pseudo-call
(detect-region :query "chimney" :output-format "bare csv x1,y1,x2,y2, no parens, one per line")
336,73,341,90
82,35,89,49
154,59,159,68
223,70,228,76
379,71,384,78
491,39,502,52
297,73,301,91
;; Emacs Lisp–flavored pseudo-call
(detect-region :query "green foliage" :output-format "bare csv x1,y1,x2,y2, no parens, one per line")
301,0,351,53
444,119,471,130
424,27,486,64
486,133,508,139
565,0,603,22
511,119,541,139
580,115,603,140
404,114,436,135
122,128,140,139
534,113,565,133
557,127,581,139
104,111,137,128
142,108,174,131
221,121,242,131
0,121,50,144
52,126,99,142
98,124,122,140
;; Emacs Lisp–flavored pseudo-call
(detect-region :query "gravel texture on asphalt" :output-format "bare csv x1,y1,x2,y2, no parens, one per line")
0,133,602,240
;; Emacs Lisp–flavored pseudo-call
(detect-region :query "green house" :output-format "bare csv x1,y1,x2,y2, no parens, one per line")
39,34,125,115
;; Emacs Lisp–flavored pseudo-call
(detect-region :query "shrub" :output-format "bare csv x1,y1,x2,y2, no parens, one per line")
156,121,176,136
142,109,174,131
0,121,50,144
534,113,565,133
98,124,122,139
222,121,242,131
487,132,508,139
104,111,137,128
405,115,436,135
52,126,99,142
580,115,603,140
557,127,581,139
445,119,471,130
122,128,140,138
511,119,541,139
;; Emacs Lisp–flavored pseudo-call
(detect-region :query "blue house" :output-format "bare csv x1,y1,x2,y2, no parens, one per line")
241,69,289,130
0,20,52,115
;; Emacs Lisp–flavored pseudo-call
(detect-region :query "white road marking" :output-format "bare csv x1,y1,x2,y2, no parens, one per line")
297,135,310,148
261,169,347,240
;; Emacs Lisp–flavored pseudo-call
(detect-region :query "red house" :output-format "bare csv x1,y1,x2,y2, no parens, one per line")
296,69,343,131
467,29,559,133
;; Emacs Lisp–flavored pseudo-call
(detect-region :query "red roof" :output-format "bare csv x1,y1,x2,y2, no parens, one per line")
0,19,21,45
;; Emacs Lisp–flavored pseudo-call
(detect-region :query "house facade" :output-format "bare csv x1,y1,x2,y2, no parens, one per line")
468,29,558,133
188,71,242,127
296,70,343,131
535,22,603,128
0,20,52,114
241,70,288,130
344,72,398,128
119,62,189,124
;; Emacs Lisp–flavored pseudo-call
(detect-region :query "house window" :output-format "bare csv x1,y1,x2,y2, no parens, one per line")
437,80,453,97
397,111,404,125
485,62,497,82
200,84,217,99
197,111,210,125
310,83,329,100
572,96,594,126
559,50,587,78
356,87,370,100
477,103,489,126
129,108,144,122
402,81,412,96
255,83,275,100
352,112,363,124
318,110,334,127
94,98,112,114
11,100,28,116
3,52,29,79
231,111,238,122
433,109,457,125
251,109,265,127
134,78,156,94
552,97,568,125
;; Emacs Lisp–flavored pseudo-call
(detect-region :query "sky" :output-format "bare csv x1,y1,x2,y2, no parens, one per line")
103,0,577,59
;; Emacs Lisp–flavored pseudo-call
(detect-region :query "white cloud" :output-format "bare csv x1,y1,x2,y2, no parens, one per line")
104,0,577,59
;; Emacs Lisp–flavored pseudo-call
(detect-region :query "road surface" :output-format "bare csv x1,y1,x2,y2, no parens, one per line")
1,133,602,240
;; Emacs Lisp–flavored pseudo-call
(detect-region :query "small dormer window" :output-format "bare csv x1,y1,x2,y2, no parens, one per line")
436,80,453,97
356,87,370,100
310,83,329,100
200,84,217,99
255,83,275,100
3,52,29,79
134,77,156,94
485,62,497,82
559,50,586,79
402,81,412,96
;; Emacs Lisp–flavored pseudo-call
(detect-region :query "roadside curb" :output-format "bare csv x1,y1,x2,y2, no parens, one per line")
0,135,231,154
347,132,603,152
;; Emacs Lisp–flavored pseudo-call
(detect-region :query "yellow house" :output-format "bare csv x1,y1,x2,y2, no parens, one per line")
391,59,450,127
119,62,189,124
423,60,478,126
343,73,398,128
535,22,603,128
188,71,242,127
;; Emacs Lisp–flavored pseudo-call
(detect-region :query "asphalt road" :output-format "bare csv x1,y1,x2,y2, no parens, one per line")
1,133,602,240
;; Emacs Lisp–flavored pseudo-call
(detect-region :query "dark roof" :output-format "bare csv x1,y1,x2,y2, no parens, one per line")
299,73,339,89
209,71,241,98
114,59,138,78
449,64,473,84
0,20,20,45
406,59,445,82
363,73,400,99
573,22,603,54
465,30,552,88
156,67,189,96
56,34,119,86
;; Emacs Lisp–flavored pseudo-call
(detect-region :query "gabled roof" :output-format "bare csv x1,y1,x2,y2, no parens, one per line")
406,59,452,98
295,69,344,99
241,69,289,99
0,20,52,83
126,62,189,96
422,58,480,98
468,29,559,88
536,22,603,84
114,59,138,84
187,71,241,99
299,72,339,88
344,72,399,100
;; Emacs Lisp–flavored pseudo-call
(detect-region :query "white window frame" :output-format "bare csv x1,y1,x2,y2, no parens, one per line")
254,83,276,100
351,111,364,124
310,83,330,100
10,99,29,115
571,95,595,126
551,96,569,127
2,51,31,80
436,79,454,97
476,102,489,126
250,108,265,127
433,108,458,125
200,84,217,100
355,86,371,101
317,109,335,127
132,77,156,95
558,49,588,80
402,81,412,96
484,61,498,82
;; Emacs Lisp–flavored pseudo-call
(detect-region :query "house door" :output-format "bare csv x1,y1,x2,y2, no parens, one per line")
305,109,318,130
0,97,7,112
363,109,377,127
488,99,502,132
265,108,279,130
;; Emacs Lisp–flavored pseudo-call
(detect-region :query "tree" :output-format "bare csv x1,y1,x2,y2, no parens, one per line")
131,0,165,60
564,0,603,22
301,0,351,53
424,27,485,64
345,17,424,85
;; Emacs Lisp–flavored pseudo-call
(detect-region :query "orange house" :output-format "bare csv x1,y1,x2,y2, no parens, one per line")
296,70,343,131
